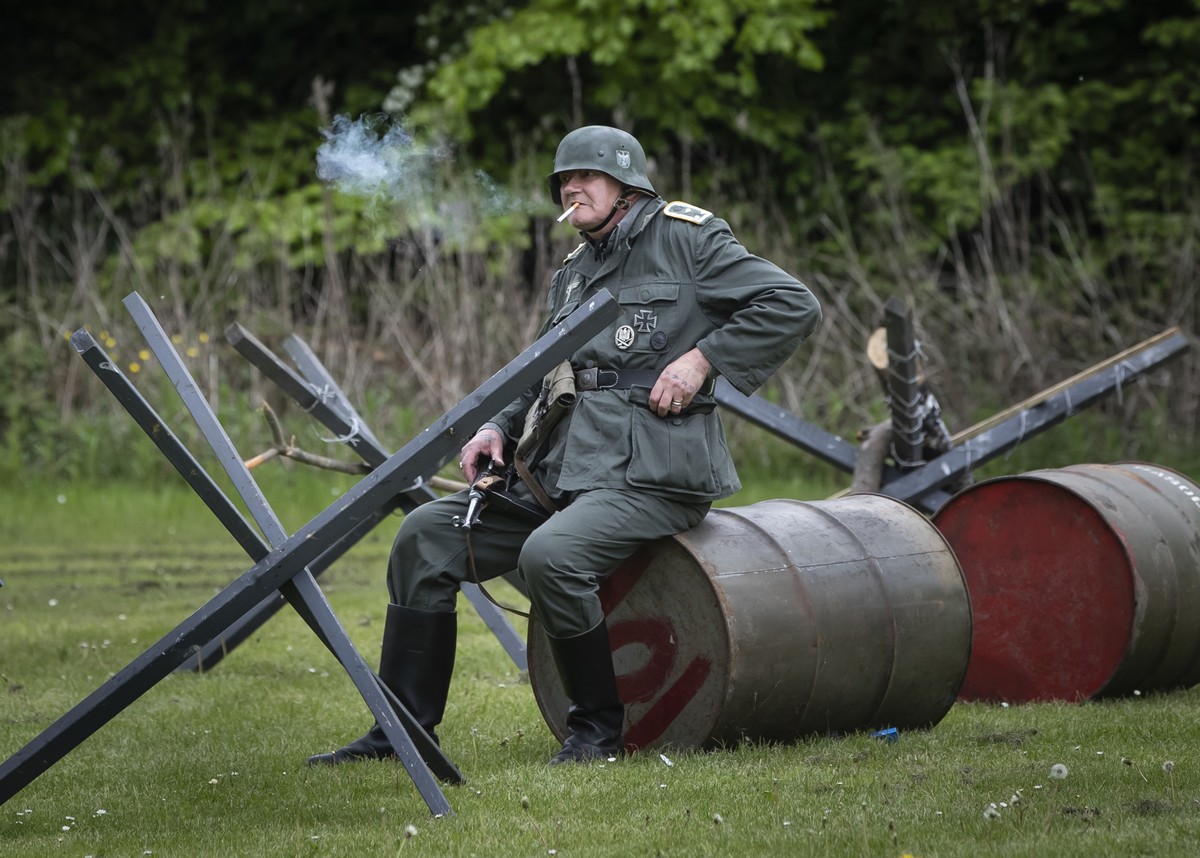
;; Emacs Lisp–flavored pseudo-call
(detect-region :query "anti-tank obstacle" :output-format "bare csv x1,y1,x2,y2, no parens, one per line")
0,289,622,816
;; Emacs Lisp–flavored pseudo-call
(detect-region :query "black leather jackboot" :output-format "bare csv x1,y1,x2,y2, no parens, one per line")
545,620,625,764
307,603,456,765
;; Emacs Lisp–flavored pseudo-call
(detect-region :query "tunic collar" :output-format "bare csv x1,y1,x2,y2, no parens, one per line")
581,196,660,259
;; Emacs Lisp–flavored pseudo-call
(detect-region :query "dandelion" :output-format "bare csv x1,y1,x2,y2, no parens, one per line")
138,349,151,361
404,824,418,838
185,346,199,358
983,804,1001,820
1050,763,1069,779
712,813,724,825
199,332,210,344
1163,760,1178,801
129,362,142,374
48,599,59,607
520,796,530,810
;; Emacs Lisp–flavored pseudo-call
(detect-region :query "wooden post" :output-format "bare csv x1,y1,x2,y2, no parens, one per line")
883,297,925,467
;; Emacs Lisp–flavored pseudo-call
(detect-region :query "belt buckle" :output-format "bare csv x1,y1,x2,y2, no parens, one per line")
596,369,619,389
575,367,598,390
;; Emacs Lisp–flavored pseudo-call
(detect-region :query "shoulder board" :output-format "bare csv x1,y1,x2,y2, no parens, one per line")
563,242,587,262
663,200,714,225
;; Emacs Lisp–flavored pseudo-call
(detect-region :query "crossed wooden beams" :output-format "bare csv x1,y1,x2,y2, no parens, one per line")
0,289,620,817
1,288,1186,815
716,303,1189,515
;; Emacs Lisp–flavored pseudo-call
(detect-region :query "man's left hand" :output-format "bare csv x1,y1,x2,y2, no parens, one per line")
650,348,712,418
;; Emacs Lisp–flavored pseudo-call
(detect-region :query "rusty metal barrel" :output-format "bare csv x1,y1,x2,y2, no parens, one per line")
932,462,1200,703
527,496,971,751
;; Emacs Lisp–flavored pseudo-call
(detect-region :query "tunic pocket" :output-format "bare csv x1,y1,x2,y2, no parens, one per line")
626,407,719,496
616,282,682,354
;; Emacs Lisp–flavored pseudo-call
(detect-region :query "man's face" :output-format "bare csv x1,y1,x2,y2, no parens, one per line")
557,169,624,236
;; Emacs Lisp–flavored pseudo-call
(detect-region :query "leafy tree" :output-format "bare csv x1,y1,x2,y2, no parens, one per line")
396,0,830,181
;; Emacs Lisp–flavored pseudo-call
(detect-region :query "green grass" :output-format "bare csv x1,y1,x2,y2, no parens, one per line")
2,481,1199,857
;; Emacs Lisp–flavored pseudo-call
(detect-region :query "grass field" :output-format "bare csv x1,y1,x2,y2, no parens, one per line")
2,479,1198,857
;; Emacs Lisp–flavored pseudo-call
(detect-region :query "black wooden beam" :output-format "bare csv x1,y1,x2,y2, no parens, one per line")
0,289,620,810
882,329,1191,504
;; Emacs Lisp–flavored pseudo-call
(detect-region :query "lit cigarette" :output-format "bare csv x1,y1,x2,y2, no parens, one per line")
557,202,580,223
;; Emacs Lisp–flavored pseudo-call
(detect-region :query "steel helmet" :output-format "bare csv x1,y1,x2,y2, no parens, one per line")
548,125,657,204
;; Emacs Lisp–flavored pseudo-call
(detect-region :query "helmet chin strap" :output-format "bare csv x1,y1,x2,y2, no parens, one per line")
586,189,638,236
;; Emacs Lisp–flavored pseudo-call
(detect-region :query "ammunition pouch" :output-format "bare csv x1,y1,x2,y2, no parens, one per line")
515,360,577,462
513,360,577,513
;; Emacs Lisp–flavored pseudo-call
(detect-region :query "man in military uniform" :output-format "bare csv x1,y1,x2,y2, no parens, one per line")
308,125,821,767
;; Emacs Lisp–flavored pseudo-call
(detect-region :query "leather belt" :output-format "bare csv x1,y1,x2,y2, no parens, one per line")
575,367,716,395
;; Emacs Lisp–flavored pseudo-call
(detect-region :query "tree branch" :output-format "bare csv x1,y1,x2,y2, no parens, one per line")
244,402,371,475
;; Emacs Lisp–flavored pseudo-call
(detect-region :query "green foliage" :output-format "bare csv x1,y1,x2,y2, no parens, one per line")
2,0,1199,489
0,328,59,479
409,0,829,150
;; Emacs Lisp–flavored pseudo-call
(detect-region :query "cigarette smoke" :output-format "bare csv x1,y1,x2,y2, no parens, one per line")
315,113,542,229
316,113,448,203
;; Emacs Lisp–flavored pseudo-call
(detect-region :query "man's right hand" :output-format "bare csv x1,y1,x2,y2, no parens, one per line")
459,427,505,483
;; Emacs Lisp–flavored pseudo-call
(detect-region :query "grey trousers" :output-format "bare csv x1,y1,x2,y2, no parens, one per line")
387,485,710,637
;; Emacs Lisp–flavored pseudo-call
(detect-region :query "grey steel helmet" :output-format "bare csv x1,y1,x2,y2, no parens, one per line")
548,125,657,204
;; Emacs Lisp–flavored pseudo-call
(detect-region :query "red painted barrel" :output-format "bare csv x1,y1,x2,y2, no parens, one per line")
933,462,1200,703
527,496,971,751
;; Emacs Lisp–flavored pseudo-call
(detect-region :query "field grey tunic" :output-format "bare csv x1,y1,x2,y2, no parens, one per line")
388,196,821,635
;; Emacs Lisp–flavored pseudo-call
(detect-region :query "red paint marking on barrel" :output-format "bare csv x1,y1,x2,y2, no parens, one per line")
624,654,712,751
611,618,676,703
601,549,652,614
